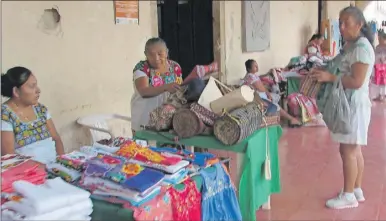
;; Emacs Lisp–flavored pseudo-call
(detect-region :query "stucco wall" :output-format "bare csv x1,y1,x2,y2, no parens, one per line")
2,1,158,150
223,1,318,84
1,1,353,152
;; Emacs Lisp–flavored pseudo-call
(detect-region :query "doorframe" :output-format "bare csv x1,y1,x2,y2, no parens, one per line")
150,1,227,83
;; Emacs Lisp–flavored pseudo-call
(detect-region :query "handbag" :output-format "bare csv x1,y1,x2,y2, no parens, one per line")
147,104,177,131
213,102,263,145
299,75,321,98
172,109,205,138
190,103,218,126
322,77,352,134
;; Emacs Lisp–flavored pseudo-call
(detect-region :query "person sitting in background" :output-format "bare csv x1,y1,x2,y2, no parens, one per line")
305,34,324,56
372,29,386,101
1,66,65,164
242,59,303,128
305,34,332,65
131,37,217,134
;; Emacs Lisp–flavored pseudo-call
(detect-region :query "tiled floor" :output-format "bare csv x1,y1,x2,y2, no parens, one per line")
256,101,386,220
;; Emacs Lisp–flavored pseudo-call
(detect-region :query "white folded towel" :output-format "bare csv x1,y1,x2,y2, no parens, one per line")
4,178,90,216
2,199,93,220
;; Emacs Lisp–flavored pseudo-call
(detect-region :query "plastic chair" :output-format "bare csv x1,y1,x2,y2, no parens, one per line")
76,114,131,145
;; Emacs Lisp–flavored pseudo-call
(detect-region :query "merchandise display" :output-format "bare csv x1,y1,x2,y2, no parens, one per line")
1,177,92,220
1,155,46,193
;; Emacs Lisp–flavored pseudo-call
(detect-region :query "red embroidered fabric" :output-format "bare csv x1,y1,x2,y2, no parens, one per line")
131,187,173,221
169,178,201,221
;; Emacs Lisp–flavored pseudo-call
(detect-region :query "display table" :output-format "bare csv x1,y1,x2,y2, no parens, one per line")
91,173,203,221
135,125,282,221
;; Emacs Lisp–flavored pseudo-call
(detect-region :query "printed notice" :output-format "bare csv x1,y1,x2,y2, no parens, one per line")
114,1,139,24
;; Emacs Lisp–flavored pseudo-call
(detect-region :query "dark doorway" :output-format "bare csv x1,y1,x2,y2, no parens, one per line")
157,0,214,78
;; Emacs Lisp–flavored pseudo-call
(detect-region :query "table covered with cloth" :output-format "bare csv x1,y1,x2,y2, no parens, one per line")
91,173,203,221
134,125,283,221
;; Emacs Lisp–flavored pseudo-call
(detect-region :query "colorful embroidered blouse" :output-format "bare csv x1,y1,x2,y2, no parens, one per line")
1,103,52,148
116,141,182,165
130,60,183,131
169,178,201,221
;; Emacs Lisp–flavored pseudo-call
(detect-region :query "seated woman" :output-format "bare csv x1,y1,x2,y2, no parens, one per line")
131,37,217,134
1,66,65,164
242,59,302,127
305,34,331,64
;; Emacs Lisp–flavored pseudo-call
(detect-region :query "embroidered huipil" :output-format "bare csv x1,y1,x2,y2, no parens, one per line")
1,103,56,164
200,163,242,221
132,188,173,221
130,60,183,131
169,178,201,221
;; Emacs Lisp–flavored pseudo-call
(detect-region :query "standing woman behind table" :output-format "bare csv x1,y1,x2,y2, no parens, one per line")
372,29,386,101
131,37,218,134
311,6,375,209
1,66,65,164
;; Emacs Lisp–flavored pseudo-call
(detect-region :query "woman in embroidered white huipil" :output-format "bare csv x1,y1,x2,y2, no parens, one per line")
1,67,65,164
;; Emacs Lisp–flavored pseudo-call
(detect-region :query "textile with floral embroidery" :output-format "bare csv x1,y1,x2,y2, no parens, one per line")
200,163,242,221
1,103,51,148
132,187,173,221
169,178,201,221
133,60,183,86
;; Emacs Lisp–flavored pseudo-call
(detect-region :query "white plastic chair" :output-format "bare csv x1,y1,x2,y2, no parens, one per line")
76,114,131,145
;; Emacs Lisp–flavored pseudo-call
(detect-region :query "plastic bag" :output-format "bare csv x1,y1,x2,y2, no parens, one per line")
322,78,352,134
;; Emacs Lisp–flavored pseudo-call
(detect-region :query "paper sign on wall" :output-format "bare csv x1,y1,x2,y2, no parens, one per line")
114,1,139,24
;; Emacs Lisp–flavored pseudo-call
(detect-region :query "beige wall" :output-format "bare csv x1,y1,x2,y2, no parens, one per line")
325,1,352,20
222,1,318,84
2,1,158,150
2,1,348,152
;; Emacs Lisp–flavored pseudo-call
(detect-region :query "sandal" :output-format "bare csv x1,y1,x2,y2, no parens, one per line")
288,123,303,128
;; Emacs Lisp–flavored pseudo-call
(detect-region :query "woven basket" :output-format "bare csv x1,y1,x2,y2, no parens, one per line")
259,113,280,128
173,109,205,138
214,102,263,145
148,104,177,131
190,103,218,126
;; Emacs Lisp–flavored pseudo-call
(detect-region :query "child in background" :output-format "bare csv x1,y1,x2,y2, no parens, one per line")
373,29,386,101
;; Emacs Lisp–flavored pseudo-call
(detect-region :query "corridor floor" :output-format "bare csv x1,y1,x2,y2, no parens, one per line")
256,101,386,220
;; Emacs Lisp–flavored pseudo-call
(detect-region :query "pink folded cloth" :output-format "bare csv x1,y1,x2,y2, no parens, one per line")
1,156,46,193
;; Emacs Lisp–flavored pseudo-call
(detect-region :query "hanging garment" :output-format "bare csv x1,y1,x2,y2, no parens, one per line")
132,187,173,221
200,163,242,221
169,178,201,221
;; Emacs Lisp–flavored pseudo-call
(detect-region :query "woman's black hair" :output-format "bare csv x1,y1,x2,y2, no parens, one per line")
245,59,255,72
340,6,374,46
308,34,323,43
1,66,32,98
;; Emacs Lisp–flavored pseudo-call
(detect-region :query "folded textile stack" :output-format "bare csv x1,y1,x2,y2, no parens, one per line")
81,153,165,206
149,147,218,168
1,155,46,193
80,145,116,156
1,177,93,220
116,141,190,174
46,151,93,182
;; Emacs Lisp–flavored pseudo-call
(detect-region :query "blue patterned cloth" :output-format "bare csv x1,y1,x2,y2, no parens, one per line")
200,163,242,221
